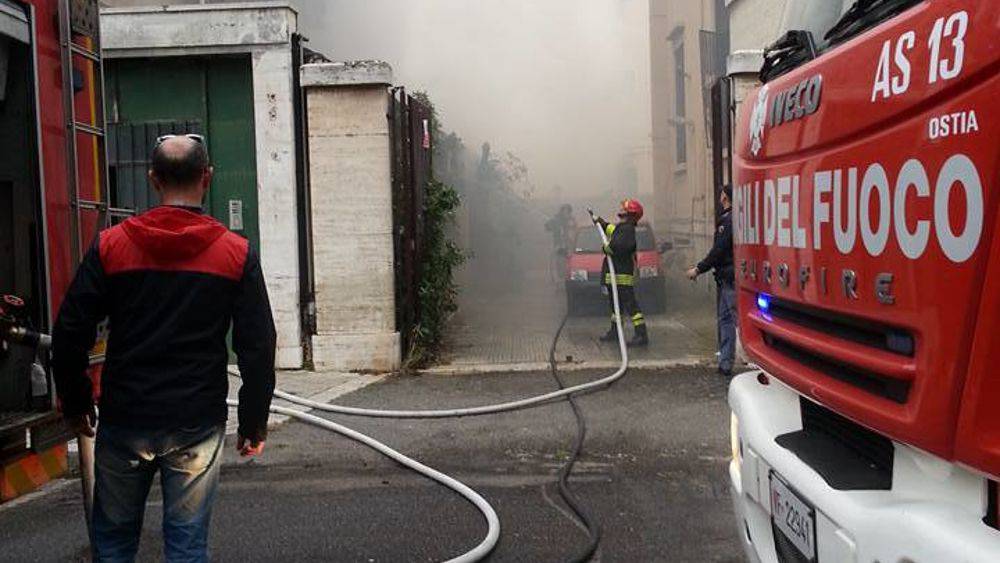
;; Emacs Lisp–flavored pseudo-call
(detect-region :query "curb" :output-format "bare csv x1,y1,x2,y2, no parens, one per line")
420,356,712,376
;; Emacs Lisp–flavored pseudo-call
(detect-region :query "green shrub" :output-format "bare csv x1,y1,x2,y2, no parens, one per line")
405,178,466,368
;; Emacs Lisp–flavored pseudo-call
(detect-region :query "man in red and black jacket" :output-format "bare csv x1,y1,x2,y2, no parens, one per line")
51,135,276,561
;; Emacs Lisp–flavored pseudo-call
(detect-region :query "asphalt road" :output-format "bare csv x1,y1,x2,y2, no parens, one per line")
0,367,742,562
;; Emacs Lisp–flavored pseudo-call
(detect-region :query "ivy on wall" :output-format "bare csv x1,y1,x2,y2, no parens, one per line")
405,179,465,368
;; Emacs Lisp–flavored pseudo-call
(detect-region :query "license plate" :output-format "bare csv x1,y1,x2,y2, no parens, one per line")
770,472,817,561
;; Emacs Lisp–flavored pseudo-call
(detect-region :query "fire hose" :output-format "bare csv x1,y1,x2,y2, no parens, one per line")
238,208,625,562
14,209,626,562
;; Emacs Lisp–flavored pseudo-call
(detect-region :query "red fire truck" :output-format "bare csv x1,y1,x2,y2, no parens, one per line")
0,0,109,502
728,1,999,561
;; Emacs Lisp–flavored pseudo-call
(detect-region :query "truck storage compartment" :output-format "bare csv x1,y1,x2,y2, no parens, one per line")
0,17,48,428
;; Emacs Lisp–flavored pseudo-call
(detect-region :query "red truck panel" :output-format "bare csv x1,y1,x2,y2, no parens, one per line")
28,0,75,318
733,0,999,476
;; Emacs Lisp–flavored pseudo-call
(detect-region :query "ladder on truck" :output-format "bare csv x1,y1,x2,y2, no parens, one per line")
57,0,131,262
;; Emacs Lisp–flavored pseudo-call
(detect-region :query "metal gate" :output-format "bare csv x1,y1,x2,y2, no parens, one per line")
389,88,432,354
107,120,203,220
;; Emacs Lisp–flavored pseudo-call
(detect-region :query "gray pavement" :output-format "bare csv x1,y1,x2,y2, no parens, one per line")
443,248,720,371
0,367,741,562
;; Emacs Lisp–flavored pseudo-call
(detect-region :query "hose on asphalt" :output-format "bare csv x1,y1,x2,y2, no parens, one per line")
229,211,627,562
224,399,500,563
547,311,602,562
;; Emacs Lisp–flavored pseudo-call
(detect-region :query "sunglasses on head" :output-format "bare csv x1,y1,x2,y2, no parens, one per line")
154,133,205,147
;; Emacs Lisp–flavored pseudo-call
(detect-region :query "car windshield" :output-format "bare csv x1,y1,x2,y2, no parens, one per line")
574,225,656,253
575,228,603,253
636,225,655,251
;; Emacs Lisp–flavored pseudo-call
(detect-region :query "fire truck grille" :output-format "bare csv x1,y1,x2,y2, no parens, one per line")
763,334,911,404
765,297,914,357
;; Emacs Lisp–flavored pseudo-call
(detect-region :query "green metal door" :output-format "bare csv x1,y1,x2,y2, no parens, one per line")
105,56,259,250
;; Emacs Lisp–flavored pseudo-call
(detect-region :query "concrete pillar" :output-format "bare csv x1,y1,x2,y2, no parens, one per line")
302,61,400,373
252,46,303,370
727,50,765,111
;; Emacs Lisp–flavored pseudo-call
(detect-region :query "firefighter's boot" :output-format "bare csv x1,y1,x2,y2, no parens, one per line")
599,322,618,342
629,323,649,347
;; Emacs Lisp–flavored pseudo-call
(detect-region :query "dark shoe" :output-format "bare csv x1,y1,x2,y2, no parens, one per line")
599,325,618,342
628,325,649,347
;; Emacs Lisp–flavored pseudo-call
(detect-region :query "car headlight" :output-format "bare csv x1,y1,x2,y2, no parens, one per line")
639,266,659,279
730,412,742,462
570,270,589,282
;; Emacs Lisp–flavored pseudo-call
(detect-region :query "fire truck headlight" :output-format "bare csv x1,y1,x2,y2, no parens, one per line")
730,412,742,464
570,270,589,282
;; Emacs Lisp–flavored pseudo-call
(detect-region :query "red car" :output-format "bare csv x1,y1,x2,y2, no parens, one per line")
564,222,669,315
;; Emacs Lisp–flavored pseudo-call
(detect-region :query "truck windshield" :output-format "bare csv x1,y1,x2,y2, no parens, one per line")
824,0,925,47
764,0,922,81
778,0,926,50
778,0,850,49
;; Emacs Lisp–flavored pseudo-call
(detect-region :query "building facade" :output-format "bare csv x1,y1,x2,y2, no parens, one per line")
647,0,728,296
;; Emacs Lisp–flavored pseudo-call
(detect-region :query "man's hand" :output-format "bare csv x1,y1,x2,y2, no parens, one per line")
686,267,700,281
237,435,265,458
66,407,97,438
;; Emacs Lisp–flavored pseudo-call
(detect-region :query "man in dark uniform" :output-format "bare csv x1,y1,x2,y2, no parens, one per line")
687,185,736,377
594,199,648,347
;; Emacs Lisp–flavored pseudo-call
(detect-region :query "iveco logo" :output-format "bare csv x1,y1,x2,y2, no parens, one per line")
749,84,769,157
769,74,823,128
749,75,824,157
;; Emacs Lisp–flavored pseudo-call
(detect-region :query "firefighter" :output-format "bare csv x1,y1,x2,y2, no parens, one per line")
545,203,577,254
594,199,648,347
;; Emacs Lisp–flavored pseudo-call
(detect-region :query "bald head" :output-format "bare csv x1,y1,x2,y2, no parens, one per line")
150,136,211,191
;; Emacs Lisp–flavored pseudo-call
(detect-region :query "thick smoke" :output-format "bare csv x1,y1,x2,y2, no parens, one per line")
294,0,651,200
294,1,669,362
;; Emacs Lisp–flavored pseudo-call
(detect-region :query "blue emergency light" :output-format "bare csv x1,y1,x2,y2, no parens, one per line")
756,293,772,312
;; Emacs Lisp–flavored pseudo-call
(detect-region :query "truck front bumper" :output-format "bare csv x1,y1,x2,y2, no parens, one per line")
728,371,1000,562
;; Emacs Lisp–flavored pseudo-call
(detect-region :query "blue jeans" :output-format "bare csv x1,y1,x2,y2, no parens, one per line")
92,423,225,563
717,282,737,373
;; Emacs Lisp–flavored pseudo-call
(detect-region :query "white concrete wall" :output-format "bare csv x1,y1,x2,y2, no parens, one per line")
303,62,400,373
101,3,304,368
725,0,787,54
725,0,787,116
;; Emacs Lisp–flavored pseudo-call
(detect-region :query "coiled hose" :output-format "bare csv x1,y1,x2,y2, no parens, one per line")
230,214,626,562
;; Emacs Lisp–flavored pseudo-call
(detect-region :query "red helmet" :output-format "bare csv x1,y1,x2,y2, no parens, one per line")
618,198,644,221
